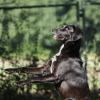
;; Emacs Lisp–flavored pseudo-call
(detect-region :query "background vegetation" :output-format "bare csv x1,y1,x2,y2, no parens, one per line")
0,0,100,100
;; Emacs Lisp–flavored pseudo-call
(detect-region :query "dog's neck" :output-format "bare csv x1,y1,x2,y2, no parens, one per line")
50,39,81,73
56,39,81,58
62,40,81,58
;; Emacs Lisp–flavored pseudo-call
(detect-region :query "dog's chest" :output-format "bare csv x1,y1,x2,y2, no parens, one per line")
50,44,64,73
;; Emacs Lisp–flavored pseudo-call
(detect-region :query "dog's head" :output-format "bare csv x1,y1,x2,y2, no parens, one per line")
52,25,83,42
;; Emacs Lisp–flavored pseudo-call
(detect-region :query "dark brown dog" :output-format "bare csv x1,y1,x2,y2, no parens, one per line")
5,25,90,100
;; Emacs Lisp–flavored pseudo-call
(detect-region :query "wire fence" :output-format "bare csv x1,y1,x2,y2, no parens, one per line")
0,1,99,30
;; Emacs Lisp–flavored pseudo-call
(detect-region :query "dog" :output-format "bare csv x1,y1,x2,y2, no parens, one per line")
5,25,90,100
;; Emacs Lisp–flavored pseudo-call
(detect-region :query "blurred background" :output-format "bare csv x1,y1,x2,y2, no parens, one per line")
0,0,100,100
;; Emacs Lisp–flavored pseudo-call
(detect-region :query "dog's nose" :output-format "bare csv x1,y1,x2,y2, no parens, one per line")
52,28,58,32
51,29,58,35
52,32,56,35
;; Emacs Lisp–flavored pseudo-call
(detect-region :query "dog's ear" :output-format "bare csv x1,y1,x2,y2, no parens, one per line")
71,25,83,41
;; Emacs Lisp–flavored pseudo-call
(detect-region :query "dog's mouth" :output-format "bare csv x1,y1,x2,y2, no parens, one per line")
52,29,71,41
53,34,65,40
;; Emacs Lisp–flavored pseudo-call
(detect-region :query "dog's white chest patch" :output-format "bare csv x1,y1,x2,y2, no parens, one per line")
50,44,64,73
